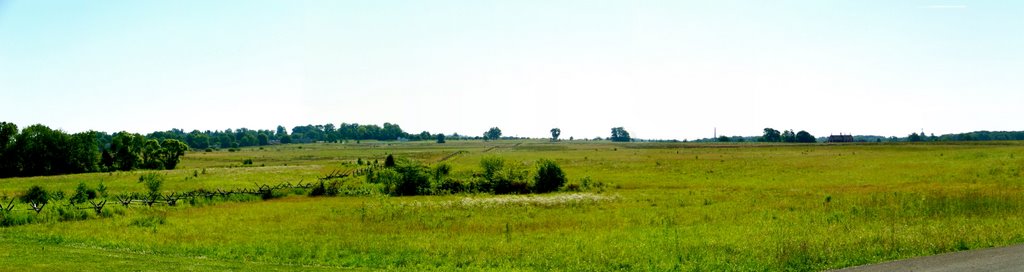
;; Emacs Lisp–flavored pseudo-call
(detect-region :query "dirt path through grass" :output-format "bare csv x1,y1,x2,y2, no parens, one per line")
834,243,1024,272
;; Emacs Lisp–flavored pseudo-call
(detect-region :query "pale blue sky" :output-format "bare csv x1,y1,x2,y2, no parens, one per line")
1,1,1021,140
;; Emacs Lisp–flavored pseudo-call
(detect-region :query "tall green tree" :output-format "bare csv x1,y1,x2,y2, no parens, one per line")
15,124,70,176
610,127,631,142
218,134,233,148
0,122,16,151
257,133,270,145
185,130,210,149
782,130,797,143
550,128,561,142
159,139,189,169
761,128,782,142
0,122,19,177
795,130,816,143
275,125,288,139
142,139,164,169
484,127,502,141
908,133,923,142
110,132,146,171
67,131,100,173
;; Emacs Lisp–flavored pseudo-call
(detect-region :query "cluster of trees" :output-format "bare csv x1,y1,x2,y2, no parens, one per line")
359,156,568,196
291,123,415,143
0,122,188,178
149,128,275,150
829,131,1024,143
0,123,99,177
931,131,1024,142
760,128,816,143
103,132,189,171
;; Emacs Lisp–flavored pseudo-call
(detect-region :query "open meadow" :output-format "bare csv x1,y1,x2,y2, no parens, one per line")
2,140,1024,271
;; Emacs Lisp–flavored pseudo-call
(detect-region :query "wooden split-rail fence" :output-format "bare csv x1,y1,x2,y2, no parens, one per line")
438,150,468,162
0,164,406,217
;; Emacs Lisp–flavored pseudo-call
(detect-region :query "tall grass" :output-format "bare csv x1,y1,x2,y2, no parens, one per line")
1,141,1024,270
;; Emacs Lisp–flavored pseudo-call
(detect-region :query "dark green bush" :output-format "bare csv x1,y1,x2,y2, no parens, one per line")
475,157,532,194
393,163,430,196
70,182,97,205
20,185,48,205
533,159,567,193
493,167,530,194
480,156,505,182
138,173,163,196
309,181,328,197
436,178,466,194
366,160,432,196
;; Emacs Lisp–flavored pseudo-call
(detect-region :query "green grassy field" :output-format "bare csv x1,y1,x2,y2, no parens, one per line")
2,140,1024,271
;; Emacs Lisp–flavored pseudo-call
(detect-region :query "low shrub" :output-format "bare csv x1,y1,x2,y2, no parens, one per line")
70,182,97,205
0,212,35,227
533,159,566,193
492,165,531,195
20,185,49,205
55,204,89,222
309,181,329,197
130,213,167,228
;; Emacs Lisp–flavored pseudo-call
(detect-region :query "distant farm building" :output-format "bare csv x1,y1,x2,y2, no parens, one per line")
827,134,854,143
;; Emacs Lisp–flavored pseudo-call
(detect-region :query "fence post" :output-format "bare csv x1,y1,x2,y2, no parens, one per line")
29,200,45,214
0,199,15,213
88,199,106,215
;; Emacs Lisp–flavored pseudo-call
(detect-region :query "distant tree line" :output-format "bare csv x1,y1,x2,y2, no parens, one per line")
759,128,816,143
934,131,1024,142
0,122,188,178
148,122,457,149
870,131,1024,143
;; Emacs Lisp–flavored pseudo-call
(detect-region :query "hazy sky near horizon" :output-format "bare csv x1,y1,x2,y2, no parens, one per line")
1,1,1022,140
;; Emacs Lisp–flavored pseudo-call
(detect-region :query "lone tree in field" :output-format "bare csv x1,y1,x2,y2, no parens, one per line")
384,154,396,167
436,133,446,143
484,127,502,141
610,127,631,142
550,128,561,142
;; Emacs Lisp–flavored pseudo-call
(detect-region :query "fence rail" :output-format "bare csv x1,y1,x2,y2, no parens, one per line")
0,173,337,216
